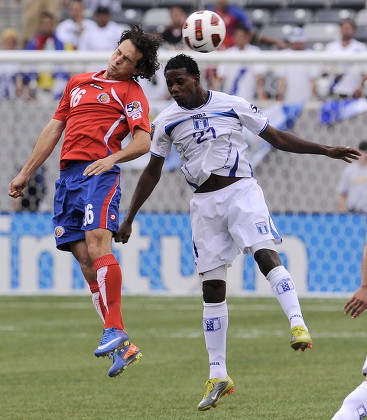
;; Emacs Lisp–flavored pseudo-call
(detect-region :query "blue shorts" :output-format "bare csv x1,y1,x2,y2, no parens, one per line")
53,161,121,251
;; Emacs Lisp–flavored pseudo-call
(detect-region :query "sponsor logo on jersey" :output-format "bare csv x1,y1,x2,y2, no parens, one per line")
126,101,142,117
250,103,261,114
193,118,209,130
191,112,207,119
97,93,110,103
54,226,65,238
90,83,103,90
110,213,116,221
132,112,141,120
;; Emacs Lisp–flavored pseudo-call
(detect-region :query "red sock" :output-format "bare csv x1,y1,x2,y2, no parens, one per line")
94,254,124,330
88,280,106,323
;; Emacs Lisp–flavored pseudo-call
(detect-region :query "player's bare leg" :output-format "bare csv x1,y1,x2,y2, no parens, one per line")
70,240,106,323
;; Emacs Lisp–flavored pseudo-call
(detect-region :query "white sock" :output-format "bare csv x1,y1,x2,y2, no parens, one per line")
203,300,228,380
331,381,367,420
91,291,105,323
266,266,307,329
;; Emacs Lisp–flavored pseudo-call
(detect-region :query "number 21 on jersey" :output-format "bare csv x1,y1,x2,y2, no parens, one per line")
193,126,216,144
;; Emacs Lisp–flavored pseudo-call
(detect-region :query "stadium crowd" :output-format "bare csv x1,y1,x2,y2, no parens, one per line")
2,0,367,102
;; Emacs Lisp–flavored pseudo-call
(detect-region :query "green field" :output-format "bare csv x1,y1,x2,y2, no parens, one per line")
1,296,366,420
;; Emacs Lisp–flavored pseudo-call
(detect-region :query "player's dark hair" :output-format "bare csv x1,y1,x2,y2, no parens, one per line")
118,23,163,81
164,54,200,77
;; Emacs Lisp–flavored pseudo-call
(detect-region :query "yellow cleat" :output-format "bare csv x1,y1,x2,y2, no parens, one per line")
290,326,313,352
197,375,235,411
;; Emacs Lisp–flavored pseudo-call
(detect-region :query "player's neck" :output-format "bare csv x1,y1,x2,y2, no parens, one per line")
192,88,209,108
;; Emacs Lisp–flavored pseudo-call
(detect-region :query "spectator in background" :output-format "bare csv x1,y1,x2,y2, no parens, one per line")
56,0,95,49
14,0,63,47
0,28,24,99
78,6,130,72
337,140,367,213
25,12,70,99
209,0,286,49
162,6,187,49
324,19,367,99
276,28,320,104
82,0,122,17
213,25,267,101
78,6,129,51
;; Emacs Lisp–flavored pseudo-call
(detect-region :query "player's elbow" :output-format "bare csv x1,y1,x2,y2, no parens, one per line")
140,141,151,155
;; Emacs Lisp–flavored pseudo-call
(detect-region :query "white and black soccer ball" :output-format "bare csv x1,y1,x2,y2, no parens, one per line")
182,10,226,53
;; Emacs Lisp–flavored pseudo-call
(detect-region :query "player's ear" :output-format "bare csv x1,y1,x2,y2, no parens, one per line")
133,66,141,76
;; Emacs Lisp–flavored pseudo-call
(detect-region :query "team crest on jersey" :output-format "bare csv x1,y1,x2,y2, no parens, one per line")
126,101,142,117
54,226,65,238
255,221,268,234
357,403,367,419
97,93,110,103
193,118,209,130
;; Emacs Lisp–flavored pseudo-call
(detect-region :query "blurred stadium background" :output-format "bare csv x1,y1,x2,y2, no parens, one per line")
0,0,366,295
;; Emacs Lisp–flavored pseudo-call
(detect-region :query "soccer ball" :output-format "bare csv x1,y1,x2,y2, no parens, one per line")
182,10,226,53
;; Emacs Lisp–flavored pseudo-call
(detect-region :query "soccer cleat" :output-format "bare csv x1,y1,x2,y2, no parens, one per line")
290,325,313,352
197,375,235,411
94,327,129,358
108,342,142,377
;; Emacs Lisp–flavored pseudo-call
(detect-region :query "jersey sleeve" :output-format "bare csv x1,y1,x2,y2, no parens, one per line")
150,115,172,158
53,76,74,121
235,97,269,135
123,82,151,135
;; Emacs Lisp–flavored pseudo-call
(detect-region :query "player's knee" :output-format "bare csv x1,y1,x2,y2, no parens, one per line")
201,265,227,303
202,280,226,303
253,247,282,277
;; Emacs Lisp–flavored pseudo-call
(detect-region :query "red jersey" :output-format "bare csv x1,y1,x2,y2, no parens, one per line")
53,70,150,169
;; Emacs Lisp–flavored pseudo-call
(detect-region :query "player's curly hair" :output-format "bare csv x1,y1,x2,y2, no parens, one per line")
164,54,200,77
118,23,163,81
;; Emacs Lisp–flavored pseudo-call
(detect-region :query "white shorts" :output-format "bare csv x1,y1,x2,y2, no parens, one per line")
190,177,282,273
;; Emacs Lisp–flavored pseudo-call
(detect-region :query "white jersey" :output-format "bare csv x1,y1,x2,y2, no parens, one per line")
337,162,367,213
151,90,268,190
275,49,320,103
78,21,129,51
324,39,367,96
56,18,96,49
216,45,266,101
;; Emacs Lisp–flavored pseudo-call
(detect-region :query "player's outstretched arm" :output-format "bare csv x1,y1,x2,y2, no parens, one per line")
344,243,367,318
83,128,151,176
115,155,165,244
259,125,360,162
8,118,65,199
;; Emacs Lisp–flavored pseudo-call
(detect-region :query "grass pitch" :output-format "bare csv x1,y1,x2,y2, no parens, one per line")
1,295,366,420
